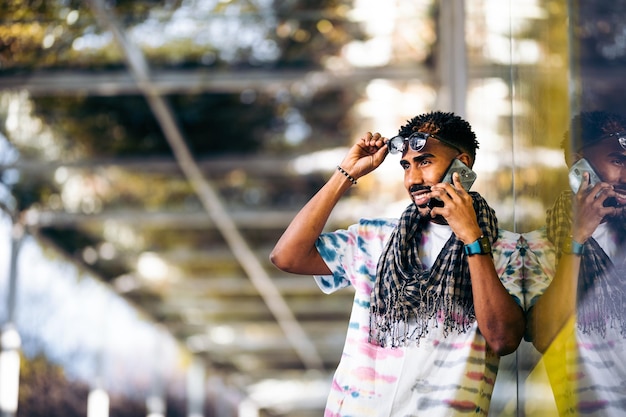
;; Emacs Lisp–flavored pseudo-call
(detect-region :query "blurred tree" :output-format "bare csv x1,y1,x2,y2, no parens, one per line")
1,0,366,71
18,353,89,417
18,353,194,417
572,0,626,65
571,0,626,114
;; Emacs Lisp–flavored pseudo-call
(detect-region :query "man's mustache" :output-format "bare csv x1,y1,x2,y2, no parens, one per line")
409,184,431,194
613,185,626,195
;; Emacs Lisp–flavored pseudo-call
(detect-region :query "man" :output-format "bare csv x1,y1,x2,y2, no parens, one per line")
271,111,525,416
524,110,626,416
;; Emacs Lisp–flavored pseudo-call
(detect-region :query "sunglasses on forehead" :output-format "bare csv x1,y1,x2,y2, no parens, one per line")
387,131,463,155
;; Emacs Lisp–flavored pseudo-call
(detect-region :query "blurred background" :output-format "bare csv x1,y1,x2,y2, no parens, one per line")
0,0,625,416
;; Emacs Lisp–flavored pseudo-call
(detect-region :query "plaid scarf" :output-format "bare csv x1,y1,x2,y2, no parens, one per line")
546,190,626,337
369,192,498,347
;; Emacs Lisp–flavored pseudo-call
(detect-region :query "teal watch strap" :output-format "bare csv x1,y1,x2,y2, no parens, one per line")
463,235,491,256
562,238,584,256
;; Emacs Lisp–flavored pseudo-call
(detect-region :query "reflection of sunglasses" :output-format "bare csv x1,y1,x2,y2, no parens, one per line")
598,131,626,150
387,131,462,155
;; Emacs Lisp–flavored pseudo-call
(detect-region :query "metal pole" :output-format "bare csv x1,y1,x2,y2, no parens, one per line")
437,0,468,116
186,357,205,417
0,222,24,417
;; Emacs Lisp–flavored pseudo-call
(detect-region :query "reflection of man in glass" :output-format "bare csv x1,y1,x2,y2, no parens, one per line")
525,111,626,416
271,112,525,416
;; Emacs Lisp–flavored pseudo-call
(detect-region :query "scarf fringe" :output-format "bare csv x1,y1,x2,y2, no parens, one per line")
547,190,626,338
369,295,475,347
369,193,497,348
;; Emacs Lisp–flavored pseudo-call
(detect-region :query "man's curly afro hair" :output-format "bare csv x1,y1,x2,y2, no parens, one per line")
562,110,626,152
398,111,479,160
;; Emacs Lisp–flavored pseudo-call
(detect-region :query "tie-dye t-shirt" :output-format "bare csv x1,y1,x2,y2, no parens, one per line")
522,226,626,417
314,218,524,417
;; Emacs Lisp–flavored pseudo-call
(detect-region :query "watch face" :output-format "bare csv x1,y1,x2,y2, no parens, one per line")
480,237,491,253
563,240,572,252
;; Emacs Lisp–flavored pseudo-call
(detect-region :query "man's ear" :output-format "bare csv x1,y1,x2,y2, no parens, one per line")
457,153,473,168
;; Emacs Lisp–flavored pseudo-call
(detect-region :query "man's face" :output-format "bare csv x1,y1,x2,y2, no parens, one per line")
583,137,626,209
400,137,459,217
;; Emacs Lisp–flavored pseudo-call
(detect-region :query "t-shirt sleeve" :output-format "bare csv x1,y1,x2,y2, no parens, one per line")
520,227,556,311
492,229,525,308
313,218,396,294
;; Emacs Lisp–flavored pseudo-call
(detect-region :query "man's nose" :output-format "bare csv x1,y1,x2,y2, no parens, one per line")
406,166,424,185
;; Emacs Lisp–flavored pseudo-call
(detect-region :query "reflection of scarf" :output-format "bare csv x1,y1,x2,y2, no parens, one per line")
369,192,498,347
546,190,626,337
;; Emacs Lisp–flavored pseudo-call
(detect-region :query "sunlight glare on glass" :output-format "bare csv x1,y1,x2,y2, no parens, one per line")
284,109,311,145
72,32,114,52
87,389,109,417
54,167,69,184
103,220,144,250
146,395,165,417
42,34,55,49
98,242,116,260
0,325,21,414
137,252,169,283
210,325,235,345
66,10,80,25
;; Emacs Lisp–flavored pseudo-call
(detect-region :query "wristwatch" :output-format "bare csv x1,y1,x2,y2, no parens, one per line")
463,235,491,256
562,238,584,256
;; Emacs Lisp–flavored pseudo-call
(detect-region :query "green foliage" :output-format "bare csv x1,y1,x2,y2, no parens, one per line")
18,353,190,417
1,0,367,71
18,353,90,417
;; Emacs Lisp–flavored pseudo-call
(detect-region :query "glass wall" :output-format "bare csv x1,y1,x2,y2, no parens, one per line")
482,1,626,416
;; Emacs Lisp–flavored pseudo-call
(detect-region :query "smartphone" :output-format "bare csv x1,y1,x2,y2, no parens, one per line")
429,159,477,208
568,158,617,206
568,158,601,193
441,158,477,191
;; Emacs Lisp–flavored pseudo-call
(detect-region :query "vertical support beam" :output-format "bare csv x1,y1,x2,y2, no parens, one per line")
0,222,23,417
0,325,20,417
567,0,581,117
147,332,166,417
437,0,467,116
87,388,110,417
5,224,22,325
186,357,206,417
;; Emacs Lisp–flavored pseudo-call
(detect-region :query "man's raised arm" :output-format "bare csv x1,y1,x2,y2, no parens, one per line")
270,132,389,275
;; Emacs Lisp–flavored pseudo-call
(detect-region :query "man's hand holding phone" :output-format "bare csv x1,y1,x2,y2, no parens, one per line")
567,158,625,242
571,171,619,243
429,172,483,244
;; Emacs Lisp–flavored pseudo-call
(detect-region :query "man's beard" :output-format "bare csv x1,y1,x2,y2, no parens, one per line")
608,185,626,208
409,184,447,224
603,196,619,208
606,205,626,222
605,188,626,239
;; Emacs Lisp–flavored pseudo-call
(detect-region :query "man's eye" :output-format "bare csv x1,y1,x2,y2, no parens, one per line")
400,162,409,170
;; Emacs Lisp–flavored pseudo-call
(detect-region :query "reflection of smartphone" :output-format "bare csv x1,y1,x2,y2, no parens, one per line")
441,159,477,191
568,158,617,206
569,158,601,193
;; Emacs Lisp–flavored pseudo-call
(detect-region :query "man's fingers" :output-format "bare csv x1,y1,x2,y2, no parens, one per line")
451,172,470,193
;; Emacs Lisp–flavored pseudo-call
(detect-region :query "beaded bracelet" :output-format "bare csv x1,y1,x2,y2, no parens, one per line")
336,165,357,185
